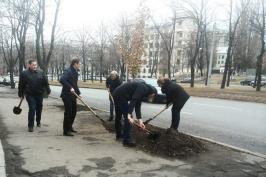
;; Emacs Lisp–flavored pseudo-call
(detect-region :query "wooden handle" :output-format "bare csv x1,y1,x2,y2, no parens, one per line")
107,90,115,104
73,92,97,116
18,97,24,107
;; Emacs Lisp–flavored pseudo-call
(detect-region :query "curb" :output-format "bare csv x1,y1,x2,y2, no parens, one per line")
0,140,6,177
187,133,266,159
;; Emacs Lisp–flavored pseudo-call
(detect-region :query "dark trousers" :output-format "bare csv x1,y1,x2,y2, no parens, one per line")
109,95,114,118
26,95,43,128
114,99,132,144
171,104,182,130
62,96,77,133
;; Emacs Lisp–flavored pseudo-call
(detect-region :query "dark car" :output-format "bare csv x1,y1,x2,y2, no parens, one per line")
240,79,253,86
129,78,167,104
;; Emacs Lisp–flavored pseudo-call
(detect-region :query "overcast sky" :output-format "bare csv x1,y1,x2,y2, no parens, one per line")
54,0,231,35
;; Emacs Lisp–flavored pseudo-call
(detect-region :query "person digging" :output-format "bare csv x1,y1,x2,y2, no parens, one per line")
105,70,122,121
112,81,157,147
157,77,190,133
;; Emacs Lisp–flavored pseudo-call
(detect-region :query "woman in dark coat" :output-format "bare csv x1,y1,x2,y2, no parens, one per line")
157,77,190,131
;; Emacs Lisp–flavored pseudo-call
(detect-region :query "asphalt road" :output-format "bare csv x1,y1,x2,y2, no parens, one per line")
50,85,266,155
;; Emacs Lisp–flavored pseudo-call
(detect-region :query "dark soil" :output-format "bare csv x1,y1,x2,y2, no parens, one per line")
103,120,207,159
61,104,208,159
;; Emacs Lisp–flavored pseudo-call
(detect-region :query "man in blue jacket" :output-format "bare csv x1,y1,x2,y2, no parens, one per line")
112,81,157,147
60,58,81,136
18,59,51,132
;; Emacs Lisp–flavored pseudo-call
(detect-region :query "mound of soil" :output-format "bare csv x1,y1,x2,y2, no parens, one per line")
103,121,207,158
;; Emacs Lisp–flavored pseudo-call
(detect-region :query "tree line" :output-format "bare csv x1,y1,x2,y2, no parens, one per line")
0,0,265,91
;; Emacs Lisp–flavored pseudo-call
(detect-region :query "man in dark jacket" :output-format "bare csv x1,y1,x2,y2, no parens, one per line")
106,70,122,121
18,59,51,132
112,81,157,147
157,77,190,131
60,58,81,136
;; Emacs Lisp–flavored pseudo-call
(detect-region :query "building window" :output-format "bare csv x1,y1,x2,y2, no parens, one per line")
149,43,153,48
218,61,220,64
143,68,146,73
221,61,224,64
222,55,224,59
179,32,183,37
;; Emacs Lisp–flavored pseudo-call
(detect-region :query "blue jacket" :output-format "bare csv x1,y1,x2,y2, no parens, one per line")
59,66,80,98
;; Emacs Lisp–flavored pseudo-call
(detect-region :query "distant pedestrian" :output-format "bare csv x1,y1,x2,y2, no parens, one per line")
157,77,190,131
105,71,122,121
112,81,157,147
60,58,81,136
18,59,51,132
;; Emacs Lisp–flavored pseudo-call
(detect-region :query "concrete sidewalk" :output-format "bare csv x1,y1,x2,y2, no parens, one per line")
0,140,6,177
0,86,266,177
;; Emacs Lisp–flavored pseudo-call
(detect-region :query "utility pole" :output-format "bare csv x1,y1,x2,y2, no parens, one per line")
207,23,216,86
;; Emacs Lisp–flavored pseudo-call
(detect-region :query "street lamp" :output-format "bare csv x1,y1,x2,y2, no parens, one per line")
207,23,216,86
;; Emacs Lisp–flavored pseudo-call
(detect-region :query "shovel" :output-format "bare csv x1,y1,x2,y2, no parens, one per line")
132,120,161,141
73,92,105,123
143,104,172,125
13,97,24,115
107,89,115,104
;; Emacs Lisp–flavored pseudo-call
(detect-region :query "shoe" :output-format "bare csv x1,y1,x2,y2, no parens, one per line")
108,116,113,121
37,123,41,127
63,132,74,136
70,128,77,133
28,127,33,132
123,142,136,147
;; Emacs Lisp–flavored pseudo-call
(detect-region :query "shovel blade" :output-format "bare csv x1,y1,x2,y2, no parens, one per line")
13,106,22,115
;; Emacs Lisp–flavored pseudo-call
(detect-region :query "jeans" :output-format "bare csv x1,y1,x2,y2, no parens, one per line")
62,96,77,133
171,104,182,130
114,99,131,144
26,95,43,128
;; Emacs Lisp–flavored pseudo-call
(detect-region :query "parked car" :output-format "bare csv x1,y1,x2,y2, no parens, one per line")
180,77,191,83
250,79,266,88
240,78,253,86
129,78,167,104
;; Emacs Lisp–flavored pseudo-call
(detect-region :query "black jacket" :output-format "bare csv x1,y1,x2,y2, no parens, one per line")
18,69,51,97
106,76,122,93
161,80,190,108
113,82,151,119
59,66,80,98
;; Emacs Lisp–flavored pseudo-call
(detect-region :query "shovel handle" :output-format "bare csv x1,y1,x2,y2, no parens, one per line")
132,121,152,134
18,97,24,107
107,89,115,104
73,92,99,117
144,105,171,125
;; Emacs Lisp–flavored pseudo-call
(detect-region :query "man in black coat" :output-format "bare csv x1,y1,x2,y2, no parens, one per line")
112,81,157,147
105,70,122,121
157,77,190,131
18,59,51,132
60,58,81,136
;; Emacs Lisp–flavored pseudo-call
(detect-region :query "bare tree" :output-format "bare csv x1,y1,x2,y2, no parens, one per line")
34,0,60,74
0,28,18,88
251,0,265,91
221,0,250,89
185,0,205,87
150,11,176,79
